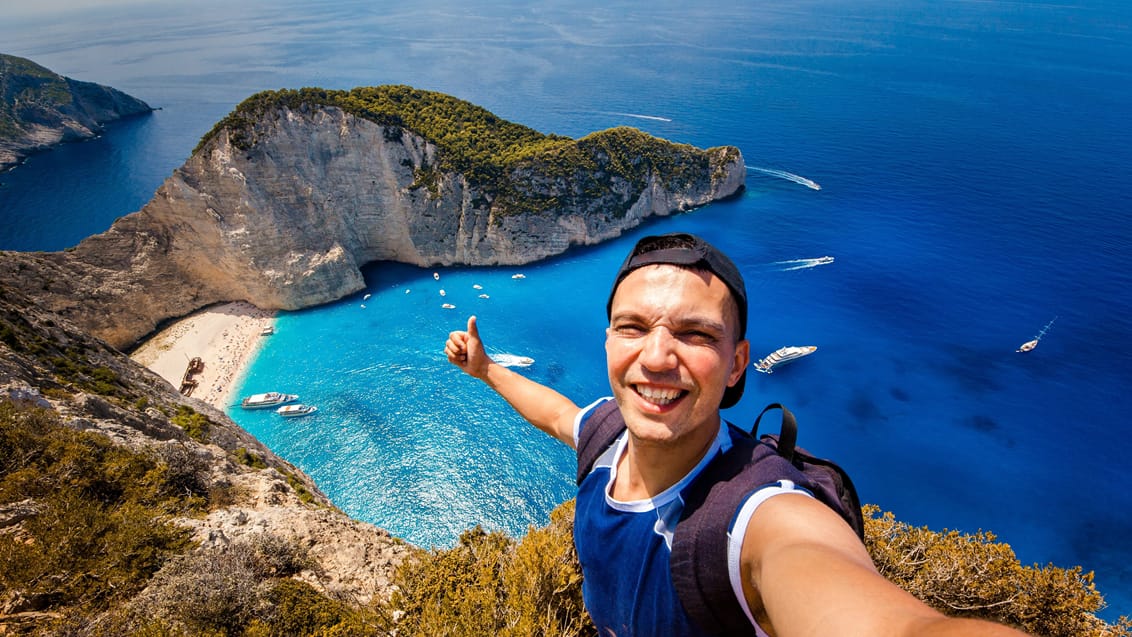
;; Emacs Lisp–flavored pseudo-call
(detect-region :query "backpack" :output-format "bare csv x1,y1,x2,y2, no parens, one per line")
575,400,864,636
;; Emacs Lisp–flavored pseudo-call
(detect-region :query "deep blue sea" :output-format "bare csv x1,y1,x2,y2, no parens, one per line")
2,0,1129,619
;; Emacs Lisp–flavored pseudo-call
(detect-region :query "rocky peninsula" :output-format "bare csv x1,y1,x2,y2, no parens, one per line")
0,85,744,351
0,53,153,171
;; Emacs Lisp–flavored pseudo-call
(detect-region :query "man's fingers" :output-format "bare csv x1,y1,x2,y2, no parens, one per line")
466,315,479,340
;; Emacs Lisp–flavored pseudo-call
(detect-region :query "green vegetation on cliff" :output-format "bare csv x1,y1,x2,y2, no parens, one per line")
197,85,738,216
2,398,1129,635
378,501,1130,637
0,55,72,139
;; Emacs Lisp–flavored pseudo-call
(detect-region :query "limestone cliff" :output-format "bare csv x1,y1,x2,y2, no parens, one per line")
0,86,744,350
0,282,409,627
0,53,153,171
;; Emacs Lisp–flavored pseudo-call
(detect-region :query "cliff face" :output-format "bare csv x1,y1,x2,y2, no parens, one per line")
0,53,153,171
0,283,409,613
0,90,744,350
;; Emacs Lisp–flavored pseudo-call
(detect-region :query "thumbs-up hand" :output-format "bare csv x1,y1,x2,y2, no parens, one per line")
445,315,491,379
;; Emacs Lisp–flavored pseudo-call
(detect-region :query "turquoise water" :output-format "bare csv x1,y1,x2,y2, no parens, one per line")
2,0,1129,617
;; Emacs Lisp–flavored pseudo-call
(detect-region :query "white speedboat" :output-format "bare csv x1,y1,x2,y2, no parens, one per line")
276,404,317,418
491,353,534,368
241,392,298,409
754,346,817,374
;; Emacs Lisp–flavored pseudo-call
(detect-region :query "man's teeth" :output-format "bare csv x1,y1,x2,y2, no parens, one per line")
636,385,682,405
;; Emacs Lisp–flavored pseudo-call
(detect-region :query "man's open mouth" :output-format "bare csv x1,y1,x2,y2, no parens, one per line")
633,385,686,406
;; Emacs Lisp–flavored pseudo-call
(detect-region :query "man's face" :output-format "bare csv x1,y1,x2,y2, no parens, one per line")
605,264,749,447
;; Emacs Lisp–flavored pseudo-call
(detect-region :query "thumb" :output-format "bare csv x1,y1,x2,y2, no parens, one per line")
466,315,480,340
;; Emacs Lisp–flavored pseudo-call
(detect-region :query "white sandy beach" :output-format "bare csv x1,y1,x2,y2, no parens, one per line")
130,301,276,411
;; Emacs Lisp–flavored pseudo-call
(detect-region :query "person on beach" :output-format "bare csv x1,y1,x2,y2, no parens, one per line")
445,232,1029,636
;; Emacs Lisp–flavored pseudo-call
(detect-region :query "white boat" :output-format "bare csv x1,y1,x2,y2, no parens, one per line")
511,273,526,279
260,326,275,336
491,353,534,368
1017,316,1057,353
276,404,317,418
753,346,817,374
442,303,456,309
241,392,298,409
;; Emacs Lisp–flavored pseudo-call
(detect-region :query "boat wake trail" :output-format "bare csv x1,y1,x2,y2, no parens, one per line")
770,256,835,271
746,165,822,190
604,111,673,122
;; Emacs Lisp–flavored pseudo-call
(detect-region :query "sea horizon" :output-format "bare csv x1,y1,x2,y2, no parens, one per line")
2,0,1129,619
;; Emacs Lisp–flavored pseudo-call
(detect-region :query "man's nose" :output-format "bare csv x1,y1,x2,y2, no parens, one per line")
639,328,678,370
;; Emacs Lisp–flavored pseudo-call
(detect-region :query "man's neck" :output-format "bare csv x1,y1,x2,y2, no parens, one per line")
612,423,720,501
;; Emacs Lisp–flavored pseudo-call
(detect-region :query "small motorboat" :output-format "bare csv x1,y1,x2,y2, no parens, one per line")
276,404,318,418
490,353,534,368
754,346,817,374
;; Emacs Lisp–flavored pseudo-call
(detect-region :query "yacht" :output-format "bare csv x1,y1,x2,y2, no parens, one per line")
241,392,298,409
754,346,817,374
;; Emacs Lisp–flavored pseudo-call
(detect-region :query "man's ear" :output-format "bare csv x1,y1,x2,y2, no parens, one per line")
730,339,751,386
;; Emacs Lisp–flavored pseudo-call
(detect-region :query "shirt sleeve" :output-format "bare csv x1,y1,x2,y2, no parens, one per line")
725,480,815,628
572,396,612,448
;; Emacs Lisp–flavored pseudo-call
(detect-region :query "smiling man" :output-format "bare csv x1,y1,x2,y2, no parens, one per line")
444,233,1028,637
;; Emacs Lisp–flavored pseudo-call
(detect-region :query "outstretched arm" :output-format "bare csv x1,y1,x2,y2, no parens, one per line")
741,494,1030,637
445,316,581,448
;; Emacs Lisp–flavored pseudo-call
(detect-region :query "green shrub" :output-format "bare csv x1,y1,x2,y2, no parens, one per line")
121,535,383,637
170,405,212,442
864,504,1130,637
384,502,593,637
0,401,204,626
235,446,269,469
499,500,589,637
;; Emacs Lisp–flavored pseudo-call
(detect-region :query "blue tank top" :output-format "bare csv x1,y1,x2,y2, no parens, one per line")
573,401,728,637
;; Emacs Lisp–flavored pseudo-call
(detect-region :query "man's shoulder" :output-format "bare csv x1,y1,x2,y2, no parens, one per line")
574,397,619,484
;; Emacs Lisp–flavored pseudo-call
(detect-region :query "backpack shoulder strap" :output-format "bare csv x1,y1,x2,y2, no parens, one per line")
575,399,625,485
669,425,803,636
753,402,797,462
754,404,865,540
671,404,865,635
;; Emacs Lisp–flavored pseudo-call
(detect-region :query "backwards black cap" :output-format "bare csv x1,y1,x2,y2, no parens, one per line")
606,233,748,409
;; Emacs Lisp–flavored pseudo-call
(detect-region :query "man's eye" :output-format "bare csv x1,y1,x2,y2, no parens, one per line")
613,324,646,336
